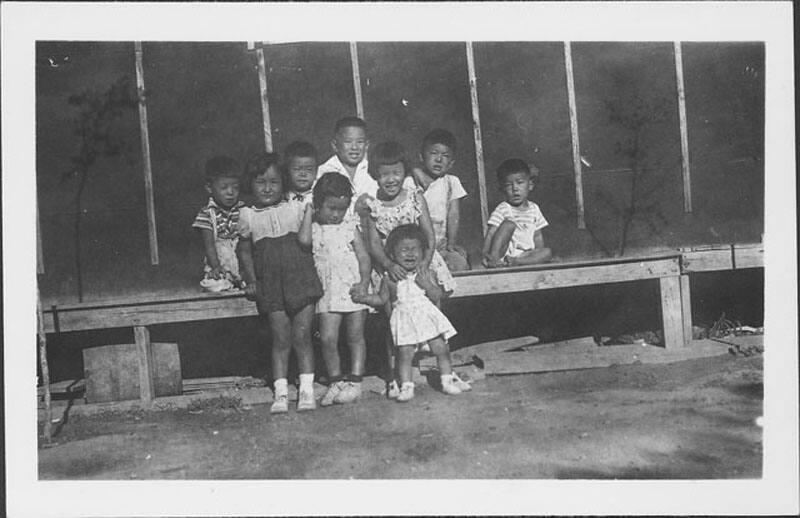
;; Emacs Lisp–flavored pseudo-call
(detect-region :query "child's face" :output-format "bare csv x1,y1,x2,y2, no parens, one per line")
501,172,533,207
421,143,455,178
316,195,350,225
392,238,424,272
250,166,283,208
376,162,406,199
206,176,241,209
287,156,317,193
331,126,368,167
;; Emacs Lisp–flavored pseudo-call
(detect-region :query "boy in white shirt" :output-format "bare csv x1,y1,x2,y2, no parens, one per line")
317,116,376,217
482,159,552,268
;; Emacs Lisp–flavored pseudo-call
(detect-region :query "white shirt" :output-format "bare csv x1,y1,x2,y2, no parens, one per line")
318,155,378,210
487,201,548,257
416,175,467,249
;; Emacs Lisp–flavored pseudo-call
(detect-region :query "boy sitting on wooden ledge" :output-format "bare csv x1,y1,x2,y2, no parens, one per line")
482,158,552,268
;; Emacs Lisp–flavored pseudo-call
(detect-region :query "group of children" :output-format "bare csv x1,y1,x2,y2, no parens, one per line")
193,117,551,414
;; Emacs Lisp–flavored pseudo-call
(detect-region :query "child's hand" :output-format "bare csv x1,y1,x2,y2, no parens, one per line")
243,283,257,300
385,261,408,282
414,267,436,290
353,193,373,217
349,282,368,303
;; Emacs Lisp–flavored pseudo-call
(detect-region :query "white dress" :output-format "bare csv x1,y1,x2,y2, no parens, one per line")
312,217,370,313
390,273,457,347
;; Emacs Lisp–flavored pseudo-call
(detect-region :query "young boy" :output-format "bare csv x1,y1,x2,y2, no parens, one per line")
482,158,552,268
193,155,245,291
408,128,469,271
284,140,318,207
317,116,376,217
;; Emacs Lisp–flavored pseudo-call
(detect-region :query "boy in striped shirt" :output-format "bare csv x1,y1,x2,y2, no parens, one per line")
482,159,552,268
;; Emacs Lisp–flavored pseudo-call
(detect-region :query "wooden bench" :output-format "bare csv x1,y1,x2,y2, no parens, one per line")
41,244,763,404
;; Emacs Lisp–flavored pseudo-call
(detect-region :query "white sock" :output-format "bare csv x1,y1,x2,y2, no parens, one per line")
299,373,314,392
441,373,454,385
274,378,288,396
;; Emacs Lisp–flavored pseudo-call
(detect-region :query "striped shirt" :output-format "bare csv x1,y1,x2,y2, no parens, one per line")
192,198,244,240
487,201,548,257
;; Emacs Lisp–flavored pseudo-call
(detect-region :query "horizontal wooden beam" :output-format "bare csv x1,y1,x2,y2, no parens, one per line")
451,257,680,299
681,248,733,272
733,243,764,269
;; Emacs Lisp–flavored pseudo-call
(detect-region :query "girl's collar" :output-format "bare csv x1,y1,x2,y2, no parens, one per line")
250,199,288,211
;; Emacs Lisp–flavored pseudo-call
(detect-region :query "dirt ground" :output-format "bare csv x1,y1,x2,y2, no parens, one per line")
38,353,762,480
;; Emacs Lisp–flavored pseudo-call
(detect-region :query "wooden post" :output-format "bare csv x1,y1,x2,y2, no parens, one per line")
134,325,156,404
465,41,489,233
563,42,586,229
255,45,274,153
37,289,52,442
659,276,685,349
673,41,692,213
349,42,365,120
680,274,693,345
134,42,160,265
37,202,44,274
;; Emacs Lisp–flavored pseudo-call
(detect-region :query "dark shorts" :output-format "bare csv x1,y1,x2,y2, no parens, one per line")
253,233,322,315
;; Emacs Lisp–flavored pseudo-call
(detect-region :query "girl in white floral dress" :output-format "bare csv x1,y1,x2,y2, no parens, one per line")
298,173,372,407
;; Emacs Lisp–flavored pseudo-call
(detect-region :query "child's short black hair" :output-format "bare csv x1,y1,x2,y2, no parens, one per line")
422,128,457,154
334,116,367,134
385,224,428,259
368,141,408,180
243,152,282,191
496,158,540,184
204,156,241,183
313,172,353,208
284,140,318,163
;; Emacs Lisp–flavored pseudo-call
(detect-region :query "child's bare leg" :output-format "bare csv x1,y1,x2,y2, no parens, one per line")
290,304,315,375
318,312,343,379
396,345,415,384
487,219,516,266
511,247,553,265
268,311,292,381
383,302,395,382
344,310,367,377
428,336,452,375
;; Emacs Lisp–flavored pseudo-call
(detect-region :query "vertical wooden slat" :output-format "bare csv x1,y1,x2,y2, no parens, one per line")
673,41,692,213
465,42,489,233
134,325,155,403
134,42,160,265
349,42,365,120
256,46,273,153
660,276,685,349
563,42,586,229
680,274,693,345
37,288,52,442
37,201,44,274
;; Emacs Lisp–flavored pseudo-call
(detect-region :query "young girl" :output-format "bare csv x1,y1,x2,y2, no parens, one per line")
237,152,323,414
353,224,467,402
298,173,372,406
363,141,456,293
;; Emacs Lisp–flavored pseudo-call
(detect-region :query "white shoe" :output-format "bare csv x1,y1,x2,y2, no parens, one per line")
440,374,463,395
270,393,289,414
451,371,472,392
386,380,400,399
396,382,415,402
321,380,346,407
334,381,362,404
297,389,316,412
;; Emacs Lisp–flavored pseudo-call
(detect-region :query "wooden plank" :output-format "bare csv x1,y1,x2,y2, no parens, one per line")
484,340,728,375
681,248,733,272
563,41,586,229
680,274,693,346
465,42,489,233
349,42,364,120
37,289,52,441
733,244,764,269
659,276,684,349
453,257,680,299
42,294,259,333
134,42,159,265
134,326,155,404
451,336,539,365
673,41,692,213
256,46,273,152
